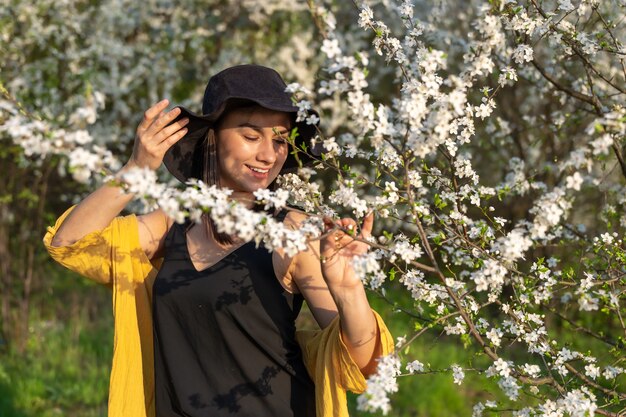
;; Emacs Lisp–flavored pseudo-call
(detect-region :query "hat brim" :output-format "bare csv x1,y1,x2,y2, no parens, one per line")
163,99,320,184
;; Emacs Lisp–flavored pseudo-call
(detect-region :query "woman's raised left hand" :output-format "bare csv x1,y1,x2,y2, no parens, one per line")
319,212,374,289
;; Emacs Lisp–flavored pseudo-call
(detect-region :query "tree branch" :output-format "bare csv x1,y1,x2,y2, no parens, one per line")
531,59,601,112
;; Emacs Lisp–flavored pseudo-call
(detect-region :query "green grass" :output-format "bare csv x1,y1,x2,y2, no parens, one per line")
347,341,485,417
0,312,112,417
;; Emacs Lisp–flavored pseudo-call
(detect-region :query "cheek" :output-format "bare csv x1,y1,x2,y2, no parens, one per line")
279,142,291,159
217,136,247,165
278,147,289,163
272,148,289,172
216,144,240,178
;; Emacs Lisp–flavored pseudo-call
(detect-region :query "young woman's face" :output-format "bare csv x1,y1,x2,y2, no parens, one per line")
215,106,291,194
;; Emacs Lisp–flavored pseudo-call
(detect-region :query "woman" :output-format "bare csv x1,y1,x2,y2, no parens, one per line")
44,64,392,417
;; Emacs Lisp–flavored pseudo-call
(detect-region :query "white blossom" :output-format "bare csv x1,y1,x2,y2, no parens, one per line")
351,251,386,289
557,0,576,12
521,363,541,378
356,354,401,415
471,259,508,293
451,364,465,385
491,228,532,263
358,5,374,28
498,67,518,87
603,366,624,380
321,38,342,59
565,172,583,190
391,235,423,263
584,364,600,380
512,44,534,64
486,327,503,347
406,360,424,374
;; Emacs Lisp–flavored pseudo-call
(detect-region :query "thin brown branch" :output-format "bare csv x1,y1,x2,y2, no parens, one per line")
546,307,622,348
564,361,626,400
531,59,600,111
594,409,622,417
611,144,626,180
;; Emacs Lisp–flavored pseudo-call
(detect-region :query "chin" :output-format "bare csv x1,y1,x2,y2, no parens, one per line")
222,173,279,194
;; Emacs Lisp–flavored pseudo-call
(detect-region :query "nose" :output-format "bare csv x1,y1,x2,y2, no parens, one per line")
256,134,278,165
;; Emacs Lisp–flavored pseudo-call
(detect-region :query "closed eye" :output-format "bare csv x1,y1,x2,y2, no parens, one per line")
273,137,288,145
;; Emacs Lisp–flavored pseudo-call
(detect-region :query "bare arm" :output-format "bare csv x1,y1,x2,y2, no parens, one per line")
286,211,381,376
50,99,189,258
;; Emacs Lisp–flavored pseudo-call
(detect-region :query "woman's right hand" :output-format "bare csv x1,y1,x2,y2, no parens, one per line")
128,99,189,171
49,99,187,249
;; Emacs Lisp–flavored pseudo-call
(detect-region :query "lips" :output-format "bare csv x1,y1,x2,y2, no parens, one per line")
246,164,271,178
247,165,269,173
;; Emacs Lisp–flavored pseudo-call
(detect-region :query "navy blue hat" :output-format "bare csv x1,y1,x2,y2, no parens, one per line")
163,64,320,183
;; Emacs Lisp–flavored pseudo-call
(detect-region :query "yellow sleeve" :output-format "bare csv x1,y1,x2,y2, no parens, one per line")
42,205,147,287
296,310,394,417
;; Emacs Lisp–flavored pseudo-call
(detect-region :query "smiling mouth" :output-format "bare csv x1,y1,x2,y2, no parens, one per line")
246,165,270,174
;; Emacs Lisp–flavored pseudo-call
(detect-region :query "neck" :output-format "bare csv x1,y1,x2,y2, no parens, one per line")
229,191,255,209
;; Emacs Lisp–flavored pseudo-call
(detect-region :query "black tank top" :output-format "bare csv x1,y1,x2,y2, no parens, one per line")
152,215,316,417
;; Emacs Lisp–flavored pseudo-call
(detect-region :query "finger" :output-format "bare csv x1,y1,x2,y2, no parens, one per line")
322,217,361,243
361,211,374,238
155,117,190,145
327,219,353,249
145,107,182,137
340,218,357,238
322,216,336,232
336,218,357,232
159,125,189,150
137,99,169,132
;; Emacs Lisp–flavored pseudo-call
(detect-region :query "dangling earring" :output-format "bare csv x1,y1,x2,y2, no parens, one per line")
203,129,233,244
204,129,220,187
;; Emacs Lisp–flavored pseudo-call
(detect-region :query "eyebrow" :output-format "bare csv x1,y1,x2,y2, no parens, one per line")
238,122,290,136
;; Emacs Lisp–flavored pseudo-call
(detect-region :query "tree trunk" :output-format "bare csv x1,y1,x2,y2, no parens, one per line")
0,218,11,351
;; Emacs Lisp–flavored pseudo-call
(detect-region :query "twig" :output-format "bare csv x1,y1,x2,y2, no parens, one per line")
545,307,622,348
531,60,600,111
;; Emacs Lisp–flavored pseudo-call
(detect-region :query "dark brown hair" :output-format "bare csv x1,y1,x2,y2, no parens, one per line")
200,128,234,245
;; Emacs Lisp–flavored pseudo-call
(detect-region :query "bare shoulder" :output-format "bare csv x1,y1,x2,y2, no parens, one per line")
271,209,311,294
283,209,310,229
281,209,320,256
136,208,175,259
